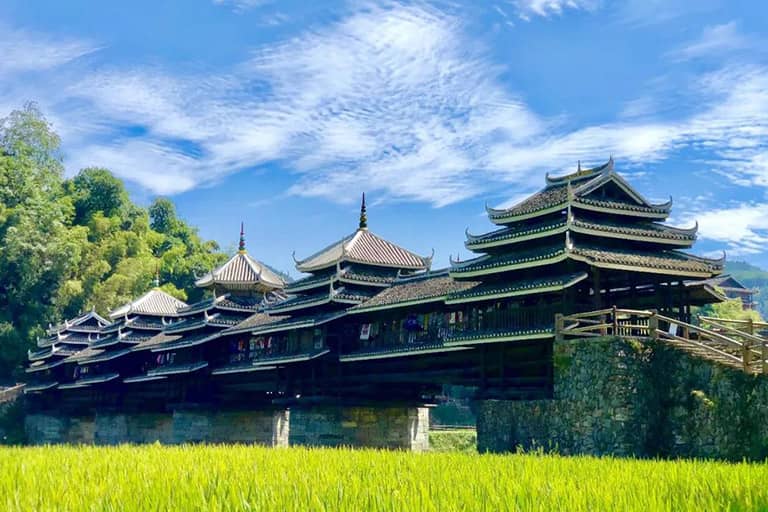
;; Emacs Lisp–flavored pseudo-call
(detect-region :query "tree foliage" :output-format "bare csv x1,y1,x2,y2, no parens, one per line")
0,104,226,381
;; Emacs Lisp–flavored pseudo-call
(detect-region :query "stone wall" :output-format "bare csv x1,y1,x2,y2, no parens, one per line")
477,337,768,460
24,406,426,449
290,406,430,451
25,409,290,447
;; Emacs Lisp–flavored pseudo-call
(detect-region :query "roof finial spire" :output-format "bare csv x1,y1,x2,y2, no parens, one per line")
153,266,160,288
577,160,581,172
359,193,368,230
238,222,246,253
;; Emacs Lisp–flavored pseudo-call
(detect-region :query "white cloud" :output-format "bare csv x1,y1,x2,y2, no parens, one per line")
682,203,768,256
0,25,98,77
668,22,751,61
212,0,270,12
510,0,600,20
2,2,768,217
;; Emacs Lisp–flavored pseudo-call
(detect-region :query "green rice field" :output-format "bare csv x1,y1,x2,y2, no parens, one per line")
1,445,766,511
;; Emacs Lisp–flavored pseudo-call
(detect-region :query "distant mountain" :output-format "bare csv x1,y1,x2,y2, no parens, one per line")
726,261,768,318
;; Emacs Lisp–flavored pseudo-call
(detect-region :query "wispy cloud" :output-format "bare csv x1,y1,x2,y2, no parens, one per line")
0,25,99,77
212,0,270,13
2,2,768,217
681,202,768,256
510,0,599,21
668,21,752,61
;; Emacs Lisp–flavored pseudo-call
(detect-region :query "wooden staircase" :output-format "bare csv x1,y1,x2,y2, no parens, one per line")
556,308,768,375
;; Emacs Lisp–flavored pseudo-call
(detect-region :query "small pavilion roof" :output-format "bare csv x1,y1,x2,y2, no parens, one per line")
195,251,286,290
109,289,188,320
294,228,431,273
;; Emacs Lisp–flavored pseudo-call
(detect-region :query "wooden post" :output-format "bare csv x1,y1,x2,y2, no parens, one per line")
555,313,564,342
743,338,752,372
612,305,618,337
762,338,768,375
649,313,658,341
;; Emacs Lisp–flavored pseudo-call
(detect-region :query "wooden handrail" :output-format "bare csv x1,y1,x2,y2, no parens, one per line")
556,307,768,375
699,316,768,329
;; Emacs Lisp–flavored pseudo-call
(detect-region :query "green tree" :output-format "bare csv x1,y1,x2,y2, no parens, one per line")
67,167,129,223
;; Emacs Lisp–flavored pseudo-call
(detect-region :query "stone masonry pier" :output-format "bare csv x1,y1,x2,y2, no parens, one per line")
24,405,429,451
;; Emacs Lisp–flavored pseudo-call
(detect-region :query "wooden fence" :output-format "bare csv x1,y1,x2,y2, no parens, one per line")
555,307,768,374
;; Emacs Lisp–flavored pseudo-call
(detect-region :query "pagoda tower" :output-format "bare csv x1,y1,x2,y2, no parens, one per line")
450,157,723,316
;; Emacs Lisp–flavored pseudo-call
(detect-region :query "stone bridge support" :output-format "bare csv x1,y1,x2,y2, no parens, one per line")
24,405,428,450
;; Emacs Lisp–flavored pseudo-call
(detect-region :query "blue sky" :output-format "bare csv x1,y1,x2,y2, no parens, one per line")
2,0,768,277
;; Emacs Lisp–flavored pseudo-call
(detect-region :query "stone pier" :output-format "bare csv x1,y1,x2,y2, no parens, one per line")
290,406,430,451
24,405,426,450
25,409,290,447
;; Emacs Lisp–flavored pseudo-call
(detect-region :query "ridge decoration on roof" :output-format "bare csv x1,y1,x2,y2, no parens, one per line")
485,157,673,224
195,224,286,291
109,289,189,319
46,310,109,336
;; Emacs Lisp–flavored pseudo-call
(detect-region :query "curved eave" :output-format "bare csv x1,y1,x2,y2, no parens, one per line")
572,200,669,219
449,252,568,279
147,361,208,377
58,373,120,389
297,256,429,274
340,345,472,362
445,330,554,346
123,375,168,384
338,275,392,288
150,332,221,353
24,382,58,393
26,359,67,373
76,348,132,365
196,278,284,291
465,224,568,250
211,365,278,376
267,296,332,314
568,252,721,279
284,276,335,294
487,203,566,225
445,273,589,305
570,223,696,247
350,295,447,314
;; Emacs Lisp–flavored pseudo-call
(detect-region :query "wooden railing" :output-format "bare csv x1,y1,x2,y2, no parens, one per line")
0,384,25,404
555,307,768,374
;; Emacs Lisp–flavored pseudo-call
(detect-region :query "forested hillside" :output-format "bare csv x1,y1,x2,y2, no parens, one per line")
0,104,226,380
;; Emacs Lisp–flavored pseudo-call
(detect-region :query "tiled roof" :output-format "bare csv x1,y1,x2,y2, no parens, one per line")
109,289,188,319
446,272,588,304
294,228,430,272
465,215,696,250
450,245,567,277
210,350,330,374
486,158,672,224
466,217,568,248
131,332,183,352
352,272,476,312
245,311,347,336
225,312,289,334
149,332,221,352
195,252,285,290
217,296,262,312
570,246,724,277
570,218,697,244
46,310,109,336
